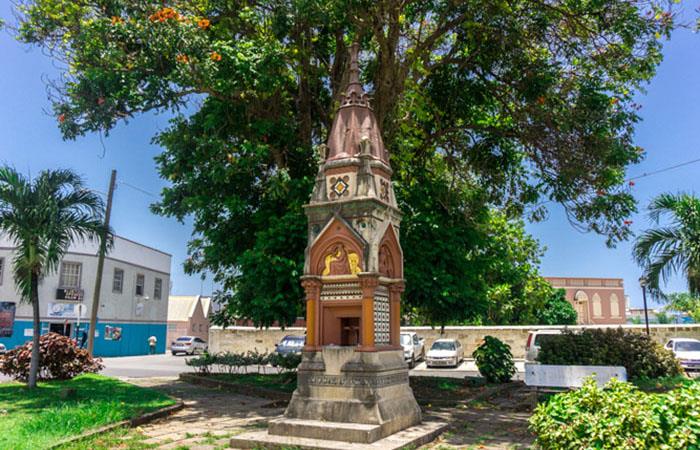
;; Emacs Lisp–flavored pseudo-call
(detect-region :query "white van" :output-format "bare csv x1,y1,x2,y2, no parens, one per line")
525,329,562,362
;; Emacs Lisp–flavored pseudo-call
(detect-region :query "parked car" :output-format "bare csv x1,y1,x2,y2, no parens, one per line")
400,332,425,368
0,343,5,355
275,335,305,355
426,339,464,368
171,336,208,355
665,338,700,372
525,329,562,362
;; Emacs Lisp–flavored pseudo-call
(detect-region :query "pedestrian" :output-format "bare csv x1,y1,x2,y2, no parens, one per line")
148,335,157,354
80,330,88,349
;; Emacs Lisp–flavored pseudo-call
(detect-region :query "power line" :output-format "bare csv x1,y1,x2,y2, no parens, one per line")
118,181,158,198
626,157,700,182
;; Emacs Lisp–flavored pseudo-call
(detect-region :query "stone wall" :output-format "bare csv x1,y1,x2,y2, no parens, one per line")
209,324,700,359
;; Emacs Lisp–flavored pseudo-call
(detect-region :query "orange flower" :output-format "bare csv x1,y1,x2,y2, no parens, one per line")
197,18,211,29
536,96,546,105
176,54,189,64
97,97,105,105
110,16,124,25
210,51,222,62
629,180,635,187
149,7,180,23
58,114,66,123
624,220,633,226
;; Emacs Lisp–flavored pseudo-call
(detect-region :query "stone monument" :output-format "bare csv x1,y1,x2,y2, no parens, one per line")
230,43,446,450
266,42,422,444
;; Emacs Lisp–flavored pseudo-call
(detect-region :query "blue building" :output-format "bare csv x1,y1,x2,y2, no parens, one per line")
0,234,171,356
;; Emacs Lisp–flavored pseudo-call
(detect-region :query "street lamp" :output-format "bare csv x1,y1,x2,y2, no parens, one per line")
639,276,651,335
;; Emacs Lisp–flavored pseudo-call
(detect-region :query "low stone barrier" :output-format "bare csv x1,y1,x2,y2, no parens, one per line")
209,324,700,360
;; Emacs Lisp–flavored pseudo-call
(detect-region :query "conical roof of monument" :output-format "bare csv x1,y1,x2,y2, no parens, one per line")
325,43,389,165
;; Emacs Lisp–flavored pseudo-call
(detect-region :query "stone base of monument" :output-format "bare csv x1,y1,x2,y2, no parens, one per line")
229,419,448,450
230,347,445,449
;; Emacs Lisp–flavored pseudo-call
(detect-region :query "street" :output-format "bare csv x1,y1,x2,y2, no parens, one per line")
103,353,526,379
0,353,526,382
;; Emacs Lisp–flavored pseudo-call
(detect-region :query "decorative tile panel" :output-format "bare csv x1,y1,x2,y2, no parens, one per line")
374,291,390,344
321,282,362,302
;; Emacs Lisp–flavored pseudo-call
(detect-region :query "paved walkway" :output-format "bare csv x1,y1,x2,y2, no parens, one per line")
127,377,286,450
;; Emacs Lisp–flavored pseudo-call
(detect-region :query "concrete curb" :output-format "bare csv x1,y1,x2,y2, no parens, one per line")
47,398,185,449
179,372,294,402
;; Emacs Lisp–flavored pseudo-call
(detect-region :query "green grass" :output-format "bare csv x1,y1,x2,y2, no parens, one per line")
0,373,176,450
208,372,298,392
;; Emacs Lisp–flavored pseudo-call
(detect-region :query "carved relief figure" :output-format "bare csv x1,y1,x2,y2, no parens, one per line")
321,243,362,275
378,244,394,278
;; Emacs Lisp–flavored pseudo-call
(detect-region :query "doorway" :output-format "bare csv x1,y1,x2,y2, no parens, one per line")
340,317,360,346
49,322,71,337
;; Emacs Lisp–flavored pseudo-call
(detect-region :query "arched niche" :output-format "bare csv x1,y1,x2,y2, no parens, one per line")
378,224,403,279
310,216,366,276
610,293,620,317
592,293,603,318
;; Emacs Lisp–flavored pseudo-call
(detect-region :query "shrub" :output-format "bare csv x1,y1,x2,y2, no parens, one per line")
537,328,682,379
472,336,516,383
185,352,216,374
0,332,103,381
268,352,302,372
529,377,700,449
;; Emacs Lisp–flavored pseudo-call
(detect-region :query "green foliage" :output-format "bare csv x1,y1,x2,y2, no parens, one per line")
472,336,516,383
536,288,578,325
187,350,302,375
0,333,103,381
665,292,700,323
634,192,700,299
530,378,700,449
537,328,682,380
0,374,175,450
13,0,675,326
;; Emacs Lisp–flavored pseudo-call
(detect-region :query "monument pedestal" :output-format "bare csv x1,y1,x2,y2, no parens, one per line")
270,347,421,443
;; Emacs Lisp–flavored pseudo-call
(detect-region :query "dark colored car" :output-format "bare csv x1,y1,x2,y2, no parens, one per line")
275,335,305,354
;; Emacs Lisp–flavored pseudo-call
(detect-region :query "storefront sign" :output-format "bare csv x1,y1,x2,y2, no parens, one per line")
47,302,88,319
55,288,84,301
0,302,16,337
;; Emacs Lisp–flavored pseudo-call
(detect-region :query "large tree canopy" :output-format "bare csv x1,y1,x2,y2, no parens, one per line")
15,0,672,326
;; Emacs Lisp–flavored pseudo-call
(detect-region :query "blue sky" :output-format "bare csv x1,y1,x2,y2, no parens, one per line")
1,5,698,308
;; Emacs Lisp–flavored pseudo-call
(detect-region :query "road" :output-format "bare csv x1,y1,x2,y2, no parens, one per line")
0,353,525,382
99,353,525,379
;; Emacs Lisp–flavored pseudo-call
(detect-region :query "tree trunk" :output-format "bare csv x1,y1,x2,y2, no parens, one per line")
27,273,41,388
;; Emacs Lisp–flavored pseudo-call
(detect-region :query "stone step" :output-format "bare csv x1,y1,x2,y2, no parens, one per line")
268,418,383,443
230,420,449,450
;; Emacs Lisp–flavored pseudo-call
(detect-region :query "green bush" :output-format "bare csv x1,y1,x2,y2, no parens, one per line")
472,336,516,383
530,377,700,449
537,328,682,379
185,352,216,374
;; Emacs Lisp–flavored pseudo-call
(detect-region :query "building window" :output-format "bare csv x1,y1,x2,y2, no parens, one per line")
192,323,196,332
592,293,603,318
0,257,4,285
610,293,620,317
199,324,203,333
59,262,82,288
154,278,163,300
135,274,145,297
112,268,124,294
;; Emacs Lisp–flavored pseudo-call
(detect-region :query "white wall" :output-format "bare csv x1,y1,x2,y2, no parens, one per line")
0,234,171,324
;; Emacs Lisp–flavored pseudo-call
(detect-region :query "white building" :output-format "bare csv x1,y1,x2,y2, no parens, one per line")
0,234,171,356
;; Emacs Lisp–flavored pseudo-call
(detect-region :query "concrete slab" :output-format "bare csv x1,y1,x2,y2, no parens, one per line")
230,420,448,450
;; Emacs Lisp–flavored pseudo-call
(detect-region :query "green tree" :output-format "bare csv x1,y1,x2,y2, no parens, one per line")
665,292,700,323
0,167,109,388
14,0,673,326
633,193,700,299
536,288,578,326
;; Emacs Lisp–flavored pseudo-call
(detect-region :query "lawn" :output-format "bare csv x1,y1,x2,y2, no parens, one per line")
0,373,176,450
208,372,298,393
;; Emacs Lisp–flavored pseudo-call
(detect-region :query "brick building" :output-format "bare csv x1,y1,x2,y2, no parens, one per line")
545,277,626,325
166,295,212,346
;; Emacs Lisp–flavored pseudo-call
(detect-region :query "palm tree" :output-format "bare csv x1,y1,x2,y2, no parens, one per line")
633,192,700,300
0,167,110,388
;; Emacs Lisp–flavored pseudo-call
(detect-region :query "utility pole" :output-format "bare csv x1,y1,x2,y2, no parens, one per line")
87,170,116,355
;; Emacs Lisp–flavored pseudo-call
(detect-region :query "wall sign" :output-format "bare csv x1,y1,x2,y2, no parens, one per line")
47,302,88,319
104,325,122,341
55,288,84,302
0,302,16,337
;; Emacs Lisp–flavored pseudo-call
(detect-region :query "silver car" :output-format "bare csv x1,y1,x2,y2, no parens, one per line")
426,339,464,368
525,329,562,362
0,343,5,355
171,336,208,355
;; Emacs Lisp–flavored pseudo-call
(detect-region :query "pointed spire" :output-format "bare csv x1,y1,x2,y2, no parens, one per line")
340,42,370,109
